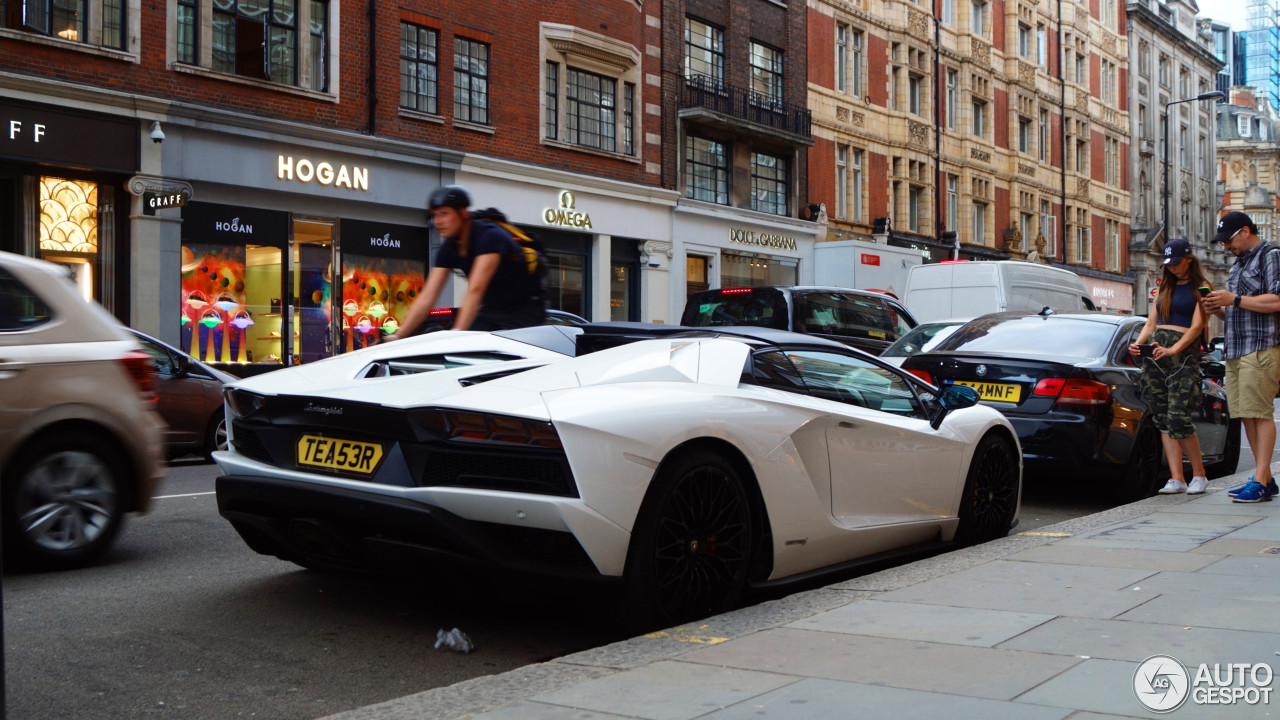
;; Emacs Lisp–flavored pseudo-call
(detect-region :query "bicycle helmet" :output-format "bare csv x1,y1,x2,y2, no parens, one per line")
427,185,471,210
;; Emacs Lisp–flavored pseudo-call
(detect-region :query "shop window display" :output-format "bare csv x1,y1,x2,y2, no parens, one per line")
180,243,283,364
39,176,98,302
720,251,797,288
340,254,424,352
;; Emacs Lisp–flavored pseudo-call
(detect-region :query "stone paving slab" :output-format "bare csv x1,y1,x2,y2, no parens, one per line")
1115,593,1280,633
784,598,1055,647
680,627,1082,701
995,616,1280,666
1004,544,1224,572
1017,658,1277,720
525,661,798,720
467,701,636,720
1157,500,1278,517
1220,524,1280,542
1052,537,1207,553
1191,537,1280,556
1120,569,1280,602
694,678,1072,720
1195,554,1280,576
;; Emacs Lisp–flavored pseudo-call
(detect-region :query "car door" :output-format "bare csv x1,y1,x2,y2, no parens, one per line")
782,347,967,526
134,334,205,450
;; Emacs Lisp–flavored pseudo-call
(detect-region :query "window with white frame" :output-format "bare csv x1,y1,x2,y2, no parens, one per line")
851,148,864,221
836,23,848,93
1019,117,1031,154
542,24,642,154
1104,218,1120,271
908,185,922,232
972,98,986,137
942,0,953,25
1075,208,1091,263
850,29,863,97
686,135,728,204
400,23,438,114
685,17,724,87
750,41,784,107
1104,136,1119,186
1075,44,1087,87
1040,199,1055,255
972,201,987,246
1037,24,1047,67
1101,0,1115,27
1018,24,1030,58
971,0,986,37
946,69,957,129
1178,126,1188,167
175,0,328,90
750,152,788,216
1138,41,1149,77
1179,67,1188,99
836,145,848,219
454,37,489,124
1101,59,1116,104
4,0,128,50
946,174,958,231
1199,135,1208,176
1020,212,1034,249
1039,109,1049,161
908,73,922,115
1238,115,1251,137
1158,55,1169,87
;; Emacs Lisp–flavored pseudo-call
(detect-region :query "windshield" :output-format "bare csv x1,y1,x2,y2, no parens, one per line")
682,288,789,329
931,316,1116,361
882,322,964,358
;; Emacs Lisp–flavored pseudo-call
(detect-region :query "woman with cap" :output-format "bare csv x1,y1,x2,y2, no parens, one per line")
1129,237,1212,494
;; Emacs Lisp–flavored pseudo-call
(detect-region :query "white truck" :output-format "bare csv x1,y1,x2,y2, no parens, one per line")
902,260,1095,323
812,240,922,301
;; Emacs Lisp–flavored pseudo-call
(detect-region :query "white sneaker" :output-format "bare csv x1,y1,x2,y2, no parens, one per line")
1158,479,1188,494
1187,476,1208,494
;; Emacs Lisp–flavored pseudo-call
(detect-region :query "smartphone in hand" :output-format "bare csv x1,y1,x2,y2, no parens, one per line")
1138,343,1156,359
1198,286,1212,297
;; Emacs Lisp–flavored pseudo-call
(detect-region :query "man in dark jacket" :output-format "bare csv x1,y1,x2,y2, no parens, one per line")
386,185,546,337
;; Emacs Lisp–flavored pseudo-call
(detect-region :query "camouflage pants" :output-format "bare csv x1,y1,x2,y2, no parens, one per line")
1141,327,1202,440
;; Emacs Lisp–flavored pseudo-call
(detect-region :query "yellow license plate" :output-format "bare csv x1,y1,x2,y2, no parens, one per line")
955,380,1022,403
297,435,385,475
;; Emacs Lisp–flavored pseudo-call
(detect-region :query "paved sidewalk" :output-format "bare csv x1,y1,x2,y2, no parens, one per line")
324,466,1280,720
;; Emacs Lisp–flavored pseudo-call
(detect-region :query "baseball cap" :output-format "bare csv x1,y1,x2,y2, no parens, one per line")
1162,238,1192,265
1213,211,1255,244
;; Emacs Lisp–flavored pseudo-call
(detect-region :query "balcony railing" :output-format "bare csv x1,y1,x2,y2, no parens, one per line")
679,74,812,139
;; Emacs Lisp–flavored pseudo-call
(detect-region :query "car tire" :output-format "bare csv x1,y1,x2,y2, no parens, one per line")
1203,419,1242,480
954,434,1020,545
3,432,127,570
1118,423,1166,502
204,413,228,462
623,449,754,631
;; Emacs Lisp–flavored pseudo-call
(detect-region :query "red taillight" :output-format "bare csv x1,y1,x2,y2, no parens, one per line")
119,351,158,402
413,409,562,449
719,288,753,294
1033,377,1110,405
906,368,934,385
429,307,454,316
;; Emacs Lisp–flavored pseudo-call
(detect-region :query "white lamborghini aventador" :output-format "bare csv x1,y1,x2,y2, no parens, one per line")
214,324,1021,628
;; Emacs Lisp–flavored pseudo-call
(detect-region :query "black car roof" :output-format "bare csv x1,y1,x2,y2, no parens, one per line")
976,309,1138,324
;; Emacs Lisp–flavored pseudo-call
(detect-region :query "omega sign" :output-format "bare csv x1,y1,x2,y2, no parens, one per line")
543,191,593,229
729,228,798,251
277,155,369,191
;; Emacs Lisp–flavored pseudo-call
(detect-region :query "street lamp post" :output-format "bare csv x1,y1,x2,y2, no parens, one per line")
1163,90,1226,241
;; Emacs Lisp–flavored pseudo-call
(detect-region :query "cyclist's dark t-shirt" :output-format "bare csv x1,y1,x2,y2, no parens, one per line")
432,220,544,310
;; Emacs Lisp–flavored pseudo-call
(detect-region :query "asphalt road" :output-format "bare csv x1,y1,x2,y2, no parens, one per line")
3,434,1254,720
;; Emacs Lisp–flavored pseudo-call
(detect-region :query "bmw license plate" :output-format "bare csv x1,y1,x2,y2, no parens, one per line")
954,380,1022,403
296,435,385,475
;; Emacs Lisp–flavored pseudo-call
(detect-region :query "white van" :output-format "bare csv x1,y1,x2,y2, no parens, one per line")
902,260,1095,323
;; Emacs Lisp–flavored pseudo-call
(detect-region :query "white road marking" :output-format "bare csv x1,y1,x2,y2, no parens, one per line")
154,491,217,500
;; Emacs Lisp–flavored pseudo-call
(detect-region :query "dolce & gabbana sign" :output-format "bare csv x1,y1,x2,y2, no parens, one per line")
729,228,798,252
543,191,593,230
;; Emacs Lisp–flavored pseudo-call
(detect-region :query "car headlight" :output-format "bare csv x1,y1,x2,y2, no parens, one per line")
224,388,267,419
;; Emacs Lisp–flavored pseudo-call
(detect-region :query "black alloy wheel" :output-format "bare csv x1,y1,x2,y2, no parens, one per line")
1119,423,1166,502
955,434,1020,545
625,450,754,630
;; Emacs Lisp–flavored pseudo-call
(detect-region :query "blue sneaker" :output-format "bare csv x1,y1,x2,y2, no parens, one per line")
1231,480,1274,503
1228,477,1278,497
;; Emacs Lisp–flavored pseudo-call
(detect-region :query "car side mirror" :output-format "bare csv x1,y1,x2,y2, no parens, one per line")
172,354,190,376
1202,361,1226,381
931,384,979,429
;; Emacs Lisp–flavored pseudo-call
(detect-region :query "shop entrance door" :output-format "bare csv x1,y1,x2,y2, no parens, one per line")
291,219,338,364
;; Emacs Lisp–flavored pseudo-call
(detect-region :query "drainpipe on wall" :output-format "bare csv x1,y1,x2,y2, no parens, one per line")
934,8,943,249
1058,0,1066,263
367,1,378,135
